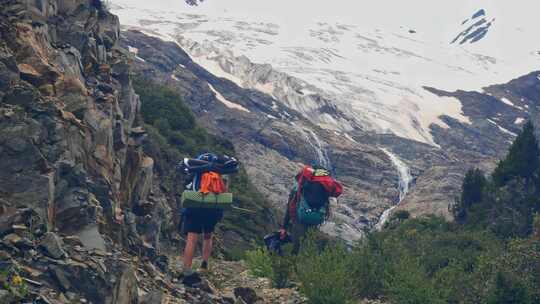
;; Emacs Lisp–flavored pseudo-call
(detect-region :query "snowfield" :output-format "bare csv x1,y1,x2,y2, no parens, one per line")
111,0,540,145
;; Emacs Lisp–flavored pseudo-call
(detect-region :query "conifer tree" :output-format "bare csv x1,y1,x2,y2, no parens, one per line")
453,168,486,223
486,121,540,238
487,272,531,304
492,121,540,187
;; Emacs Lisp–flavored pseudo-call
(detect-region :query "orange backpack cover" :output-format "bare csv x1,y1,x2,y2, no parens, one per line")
199,172,226,194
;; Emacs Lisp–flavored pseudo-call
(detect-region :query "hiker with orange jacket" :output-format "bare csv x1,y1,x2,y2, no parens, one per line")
280,165,343,253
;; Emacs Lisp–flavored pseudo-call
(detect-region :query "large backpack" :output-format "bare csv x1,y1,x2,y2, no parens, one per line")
290,166,343,226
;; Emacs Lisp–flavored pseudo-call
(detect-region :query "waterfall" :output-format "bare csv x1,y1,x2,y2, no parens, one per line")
302,128,331,169
374,148,412,230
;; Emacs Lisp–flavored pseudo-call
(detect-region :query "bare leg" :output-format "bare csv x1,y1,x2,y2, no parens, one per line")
183,232,199,270
202,232,213,263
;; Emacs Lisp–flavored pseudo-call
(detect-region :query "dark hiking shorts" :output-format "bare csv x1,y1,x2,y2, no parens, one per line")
182,208,223,234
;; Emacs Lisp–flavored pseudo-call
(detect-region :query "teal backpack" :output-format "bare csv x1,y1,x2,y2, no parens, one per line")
296,197,327,225
293,177,331,226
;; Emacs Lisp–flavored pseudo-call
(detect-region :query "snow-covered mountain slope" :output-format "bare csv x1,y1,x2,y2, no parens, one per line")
111,0,540,145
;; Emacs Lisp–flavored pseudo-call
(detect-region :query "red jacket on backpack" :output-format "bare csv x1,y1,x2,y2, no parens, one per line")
287,166,343,225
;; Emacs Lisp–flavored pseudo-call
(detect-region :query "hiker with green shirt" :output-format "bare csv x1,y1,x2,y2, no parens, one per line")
279,165,343,253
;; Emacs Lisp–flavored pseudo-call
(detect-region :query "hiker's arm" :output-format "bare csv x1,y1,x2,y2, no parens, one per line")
282,203,290,229
280,204,290,239
282,187,296,229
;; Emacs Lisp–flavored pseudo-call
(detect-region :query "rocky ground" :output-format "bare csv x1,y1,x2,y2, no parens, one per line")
0,205,309,303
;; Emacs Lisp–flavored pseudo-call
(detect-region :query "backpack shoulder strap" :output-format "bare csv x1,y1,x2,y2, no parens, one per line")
288,166,313,223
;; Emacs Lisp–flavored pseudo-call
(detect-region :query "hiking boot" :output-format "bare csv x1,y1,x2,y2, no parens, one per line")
182,271,202,287
199,260,208,271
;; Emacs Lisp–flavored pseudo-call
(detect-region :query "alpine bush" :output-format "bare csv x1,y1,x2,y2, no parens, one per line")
269,247,294,289
296,232,356,304
245,247,273,279
245,245,294,288
384,256,443,304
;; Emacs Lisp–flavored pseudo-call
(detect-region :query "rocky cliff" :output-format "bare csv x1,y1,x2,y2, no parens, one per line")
0,0,151,248
0,1,277,302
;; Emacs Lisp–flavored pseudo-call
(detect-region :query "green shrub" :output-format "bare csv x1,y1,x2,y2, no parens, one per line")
487,272,531,304
351,236,385,299
384,256,443,304
245,245,294,289
533,213,540,240
486,239,540,302
269,245,294,289
351,217,505,303
245,247,274,279
296,232,356,304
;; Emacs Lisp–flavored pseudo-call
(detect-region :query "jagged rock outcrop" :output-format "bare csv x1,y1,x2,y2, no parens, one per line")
0,1,284,302
0,0,149,245
0,0,176,302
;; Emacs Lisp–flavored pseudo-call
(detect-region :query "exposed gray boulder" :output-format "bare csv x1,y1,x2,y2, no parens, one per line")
76,224,106,251
39,232,67,259
111,266,139,304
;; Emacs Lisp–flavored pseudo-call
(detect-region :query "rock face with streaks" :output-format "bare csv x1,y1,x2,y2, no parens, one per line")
0,1,167,302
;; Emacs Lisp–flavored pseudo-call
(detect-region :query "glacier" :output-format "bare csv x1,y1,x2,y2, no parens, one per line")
110,0,540,146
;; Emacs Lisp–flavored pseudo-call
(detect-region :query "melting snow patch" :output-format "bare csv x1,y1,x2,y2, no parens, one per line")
128,46,138,54
207,84,251,113
255,83,276,98
500,97,523,110
514,117,525,124
128,46,145,61
171,74,180,81
500,97,514,106
192,56,244,87
487,119,517,136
